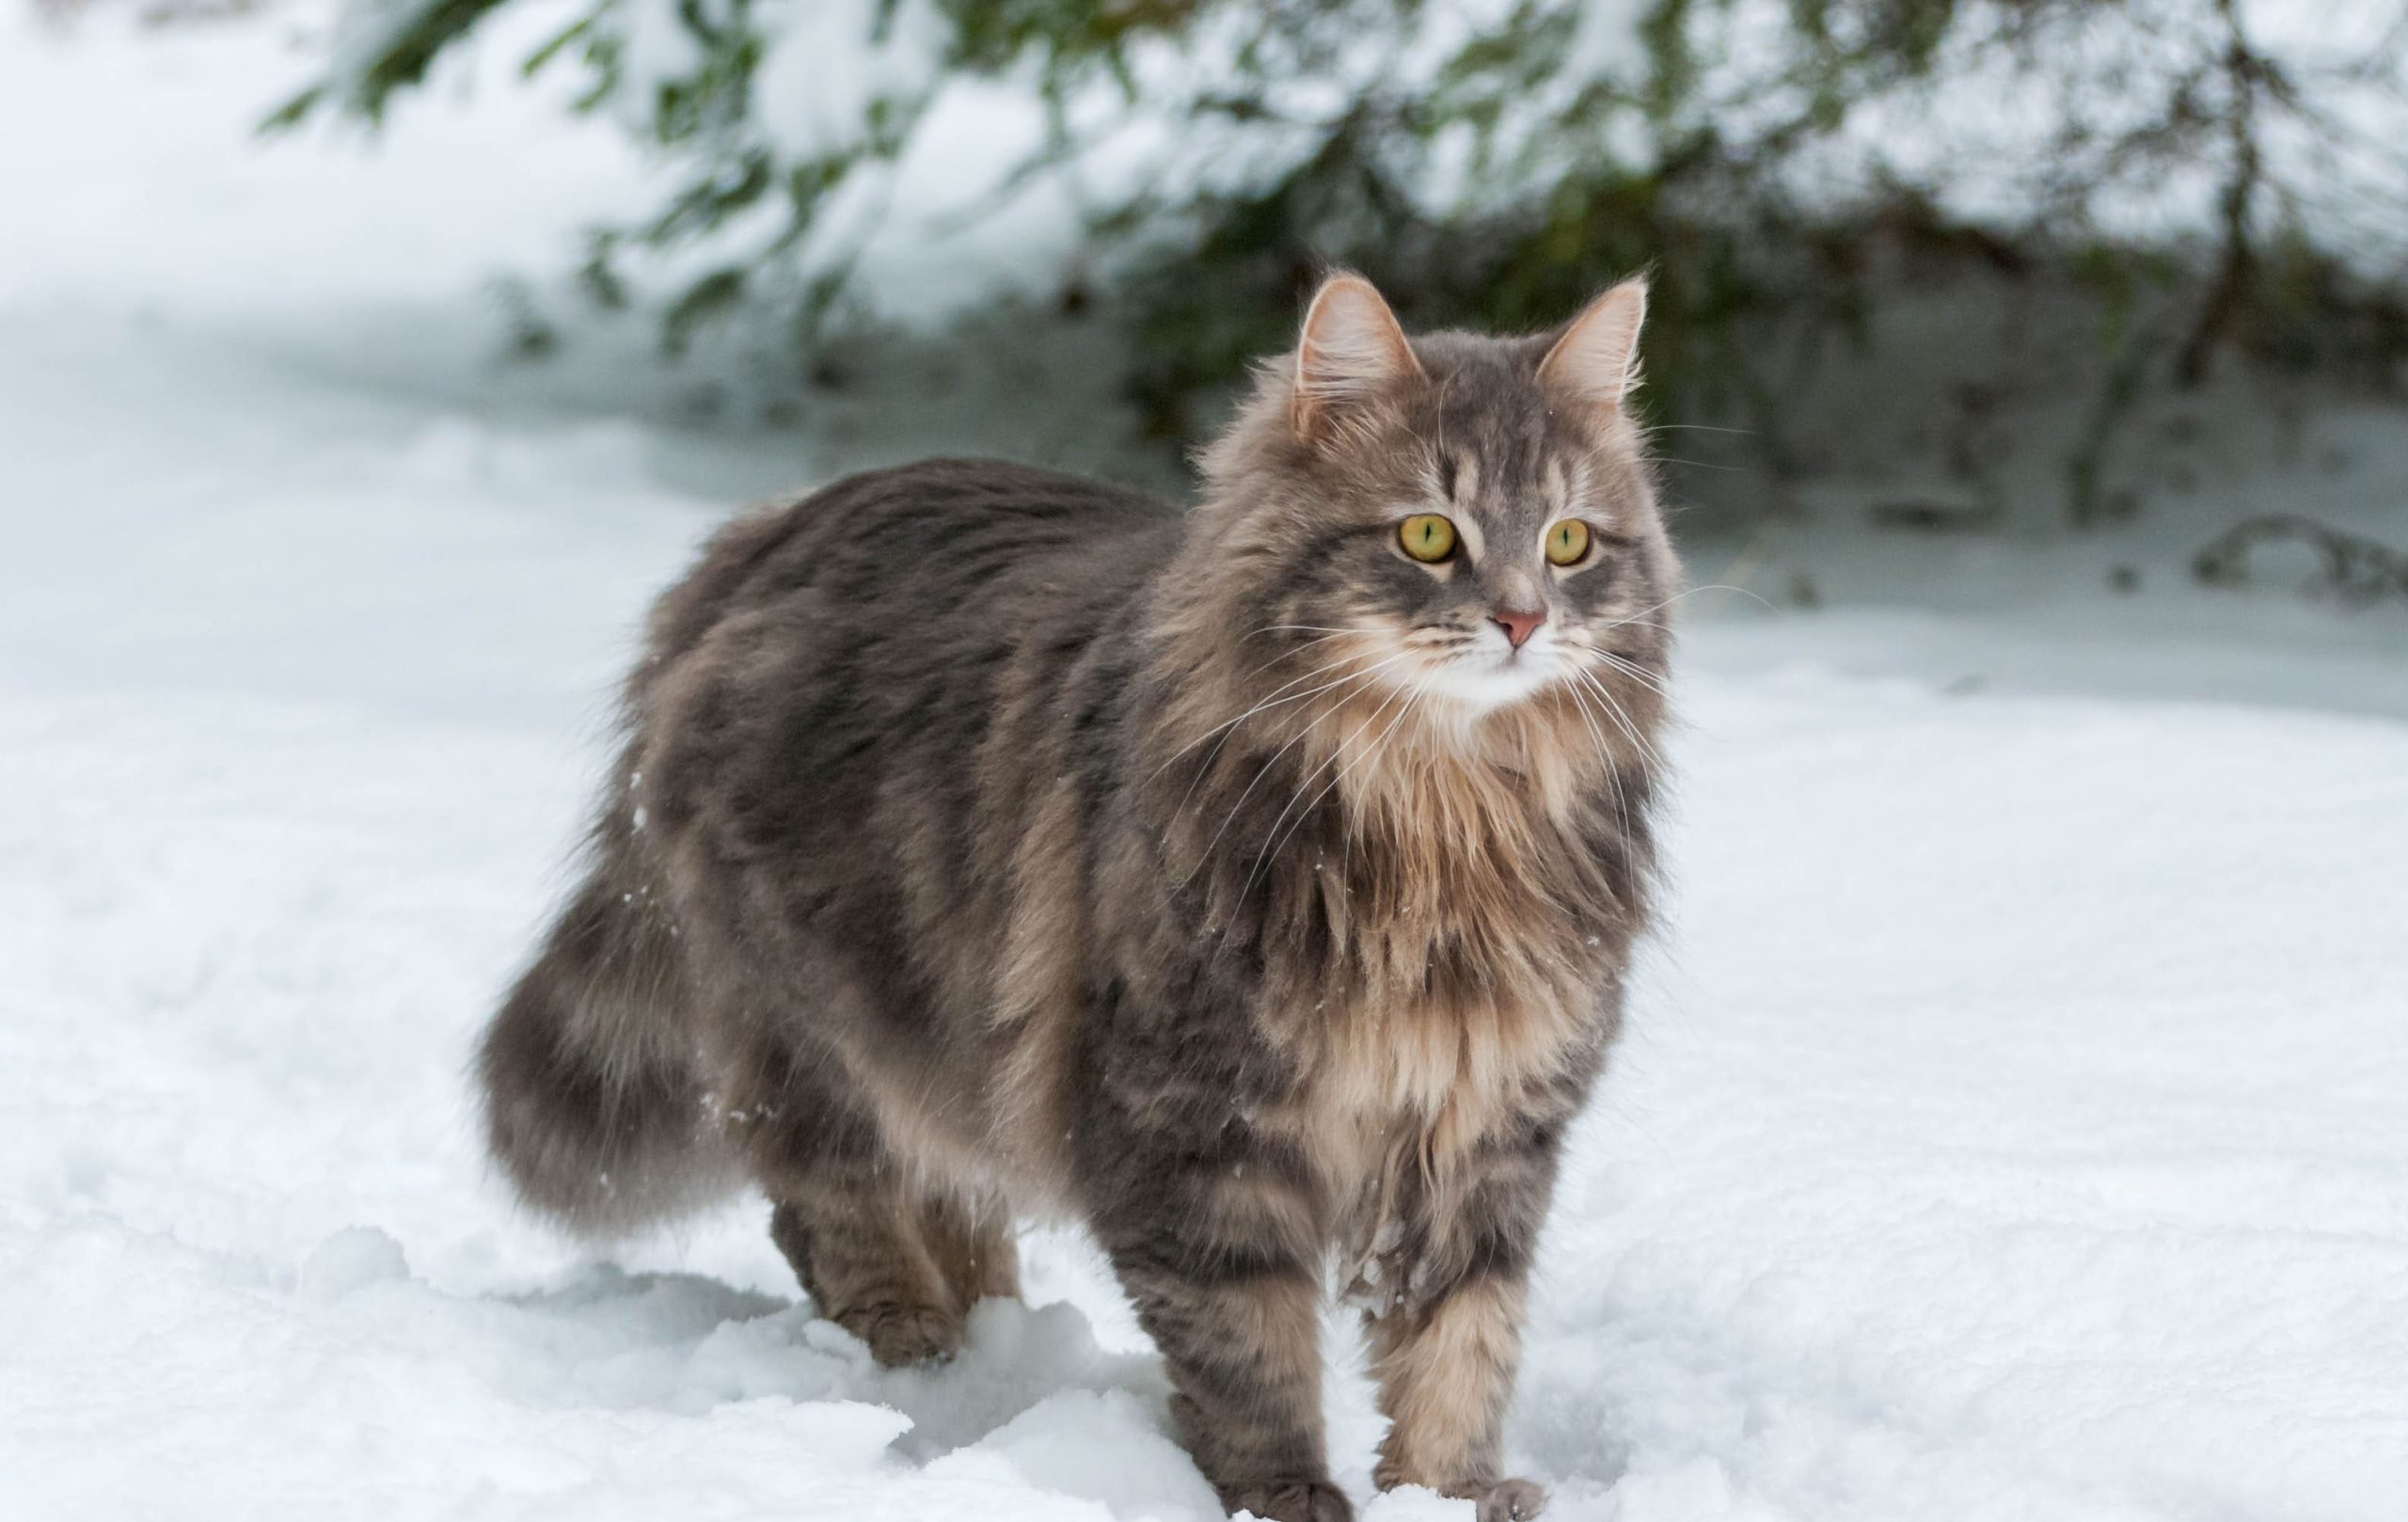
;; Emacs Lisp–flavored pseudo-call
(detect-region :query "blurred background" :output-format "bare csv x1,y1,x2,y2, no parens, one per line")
12,0,2406,674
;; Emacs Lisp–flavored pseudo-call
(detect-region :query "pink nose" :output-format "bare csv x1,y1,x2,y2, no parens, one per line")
1492,608,1546,648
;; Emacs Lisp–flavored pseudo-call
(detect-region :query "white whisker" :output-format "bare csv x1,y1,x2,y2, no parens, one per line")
1178,655,1415,883
1601,583,1774,632
1591,648,1671,700
1158,657,1403,843
1241,625,1362,641
1574,666,1666,772
1233,629,1361,684
1562,678,1636,840
1148,644,1389,785
1326,672,1433,852
1238,674,1424,905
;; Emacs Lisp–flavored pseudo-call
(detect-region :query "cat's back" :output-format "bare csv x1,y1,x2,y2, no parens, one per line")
630,457,1178,898
645,457,1180,676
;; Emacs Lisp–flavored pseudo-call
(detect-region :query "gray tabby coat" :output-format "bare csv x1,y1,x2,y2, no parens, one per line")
479,273,1677,1522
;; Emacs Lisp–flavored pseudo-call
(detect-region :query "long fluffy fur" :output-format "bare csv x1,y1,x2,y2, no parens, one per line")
478,277,1677,1522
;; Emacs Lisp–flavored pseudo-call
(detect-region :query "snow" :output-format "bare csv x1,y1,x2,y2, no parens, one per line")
5,7,2407,1521
750,0,948,164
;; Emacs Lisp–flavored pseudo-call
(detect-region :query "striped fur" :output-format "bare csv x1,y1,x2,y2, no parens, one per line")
478,275,1675,1522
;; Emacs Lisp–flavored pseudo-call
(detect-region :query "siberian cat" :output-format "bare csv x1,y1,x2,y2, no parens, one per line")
481,273,1676,1522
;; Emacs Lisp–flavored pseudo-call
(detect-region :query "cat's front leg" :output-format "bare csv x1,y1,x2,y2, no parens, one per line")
1087,1124,1346,1522
1364,1123,1563,1522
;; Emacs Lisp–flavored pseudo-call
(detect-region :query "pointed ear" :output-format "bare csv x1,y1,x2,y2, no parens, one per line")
1538,277,1648,413
1292,273,1422,437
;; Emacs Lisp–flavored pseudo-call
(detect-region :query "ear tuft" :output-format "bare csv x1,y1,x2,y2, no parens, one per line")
1292,273,1422,437
1538,277,1648,413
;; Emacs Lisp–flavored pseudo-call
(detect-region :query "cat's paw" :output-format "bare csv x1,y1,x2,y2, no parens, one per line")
1216,1478,1354,1522
833,1300,962,1368
1465,1477,1547,1522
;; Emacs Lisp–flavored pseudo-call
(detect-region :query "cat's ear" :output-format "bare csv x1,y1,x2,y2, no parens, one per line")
1292,273,1423,438
1538,277,1648,414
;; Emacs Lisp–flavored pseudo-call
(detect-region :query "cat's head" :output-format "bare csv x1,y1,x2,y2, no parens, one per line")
1191,272,1676,728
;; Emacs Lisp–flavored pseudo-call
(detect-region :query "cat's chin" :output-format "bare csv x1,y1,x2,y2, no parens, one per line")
1415,654,1561,715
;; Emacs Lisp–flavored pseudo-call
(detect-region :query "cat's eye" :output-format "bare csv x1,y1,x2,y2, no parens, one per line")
1545,519,1592,566
1399,514,1459,563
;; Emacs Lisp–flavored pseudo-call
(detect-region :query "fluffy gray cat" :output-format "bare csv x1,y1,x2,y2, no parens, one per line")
480,272,1676,1522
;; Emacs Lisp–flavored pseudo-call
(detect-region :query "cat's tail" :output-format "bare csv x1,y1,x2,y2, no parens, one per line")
477,836,739,1239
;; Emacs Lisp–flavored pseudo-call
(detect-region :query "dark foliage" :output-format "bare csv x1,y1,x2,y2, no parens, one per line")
289,0,2408,522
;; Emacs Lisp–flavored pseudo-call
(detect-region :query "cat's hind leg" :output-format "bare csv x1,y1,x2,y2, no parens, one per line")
768,1173,964,1367
919,1186,1022,1313
726,1034,975,1367
768,1171,1021,1369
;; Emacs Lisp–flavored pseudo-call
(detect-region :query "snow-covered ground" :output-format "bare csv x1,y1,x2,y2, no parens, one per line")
4,8,2405,1521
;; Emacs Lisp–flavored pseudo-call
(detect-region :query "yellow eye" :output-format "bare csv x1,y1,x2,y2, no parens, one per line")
1398,514,1459,563
1545,519,1592,566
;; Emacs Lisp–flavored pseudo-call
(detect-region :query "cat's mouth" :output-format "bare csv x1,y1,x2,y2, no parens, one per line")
1407,626,1563,713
